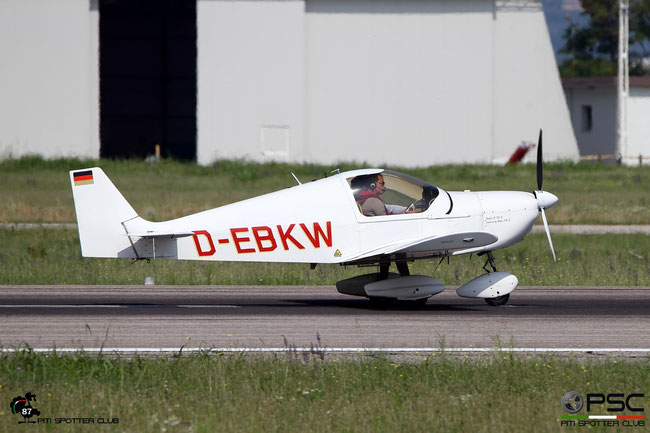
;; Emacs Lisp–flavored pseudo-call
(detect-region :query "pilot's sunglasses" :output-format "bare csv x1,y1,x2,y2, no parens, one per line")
377,181,385,185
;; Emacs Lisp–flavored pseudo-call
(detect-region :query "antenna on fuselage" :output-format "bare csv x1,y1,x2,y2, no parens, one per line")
290,172,302,185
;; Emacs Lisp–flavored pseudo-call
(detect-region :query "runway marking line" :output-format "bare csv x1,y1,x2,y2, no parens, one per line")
0,304,240,309
1,348,648,354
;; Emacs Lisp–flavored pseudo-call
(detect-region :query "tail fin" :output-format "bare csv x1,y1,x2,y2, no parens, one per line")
69,167,138,257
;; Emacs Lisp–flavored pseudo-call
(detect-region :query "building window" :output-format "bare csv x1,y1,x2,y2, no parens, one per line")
581,105,592,132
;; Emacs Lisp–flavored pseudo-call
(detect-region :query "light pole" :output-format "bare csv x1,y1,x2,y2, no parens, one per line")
616,0,629,163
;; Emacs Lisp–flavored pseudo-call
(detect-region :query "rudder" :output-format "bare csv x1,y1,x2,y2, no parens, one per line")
69,167,138,257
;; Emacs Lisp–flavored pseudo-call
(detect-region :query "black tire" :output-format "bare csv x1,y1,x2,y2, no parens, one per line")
401,297,429,307
369,297,396,306
485,294,509,306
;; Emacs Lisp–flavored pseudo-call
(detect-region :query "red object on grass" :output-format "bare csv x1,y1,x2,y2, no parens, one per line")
507,141,535,164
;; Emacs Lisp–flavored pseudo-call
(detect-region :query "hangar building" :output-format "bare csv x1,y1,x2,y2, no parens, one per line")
0,0,579,166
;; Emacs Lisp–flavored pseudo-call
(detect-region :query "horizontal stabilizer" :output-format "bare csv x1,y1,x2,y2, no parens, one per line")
124,231,194,238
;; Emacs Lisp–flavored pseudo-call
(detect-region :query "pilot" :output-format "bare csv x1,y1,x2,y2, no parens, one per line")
353,174,417,216
356,174,389,216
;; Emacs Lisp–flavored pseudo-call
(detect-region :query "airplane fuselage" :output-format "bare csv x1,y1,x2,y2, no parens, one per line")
118,170,541,264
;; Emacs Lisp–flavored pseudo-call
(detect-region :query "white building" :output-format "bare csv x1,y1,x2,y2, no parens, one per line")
563,76,650,165
0,0,579,166
0,0,100,160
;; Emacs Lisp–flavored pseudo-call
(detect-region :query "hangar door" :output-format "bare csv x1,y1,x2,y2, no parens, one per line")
304,0,494,165
100,0,196,160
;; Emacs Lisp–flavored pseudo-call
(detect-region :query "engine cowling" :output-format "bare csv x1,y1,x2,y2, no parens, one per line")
456,272,518,299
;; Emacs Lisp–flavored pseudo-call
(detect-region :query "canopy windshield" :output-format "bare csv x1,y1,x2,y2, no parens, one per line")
347,170,439,216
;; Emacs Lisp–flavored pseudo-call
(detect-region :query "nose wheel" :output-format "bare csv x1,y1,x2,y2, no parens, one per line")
485,293,510,306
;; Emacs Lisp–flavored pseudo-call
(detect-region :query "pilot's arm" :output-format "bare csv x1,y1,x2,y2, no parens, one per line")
386,204,407,214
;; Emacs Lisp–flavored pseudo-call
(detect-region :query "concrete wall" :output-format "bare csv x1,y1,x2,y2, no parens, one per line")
197,0,579,166
628,87,650,163
197,0,305,163
563,86,617,156
303,0,494,165
0,0,99,159
492,2,578,163
563,81,650,162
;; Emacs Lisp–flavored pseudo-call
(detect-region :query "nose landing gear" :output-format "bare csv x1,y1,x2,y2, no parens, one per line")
480,251,498,273
477,251,511,306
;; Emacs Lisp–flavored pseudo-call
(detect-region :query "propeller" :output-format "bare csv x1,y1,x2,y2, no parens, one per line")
534,129,558,262
537,129,543,191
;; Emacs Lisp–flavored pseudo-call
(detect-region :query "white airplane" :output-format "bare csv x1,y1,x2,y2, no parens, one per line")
69,131,557,306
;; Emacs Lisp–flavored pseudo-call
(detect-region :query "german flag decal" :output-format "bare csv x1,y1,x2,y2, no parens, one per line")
73,170,94,186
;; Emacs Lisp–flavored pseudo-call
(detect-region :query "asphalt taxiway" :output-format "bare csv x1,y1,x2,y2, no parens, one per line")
0,285,648,355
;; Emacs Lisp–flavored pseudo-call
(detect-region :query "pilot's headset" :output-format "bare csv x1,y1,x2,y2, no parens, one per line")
367,175,378,190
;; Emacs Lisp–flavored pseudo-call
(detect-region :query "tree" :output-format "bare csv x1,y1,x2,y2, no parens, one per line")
560,0,650,77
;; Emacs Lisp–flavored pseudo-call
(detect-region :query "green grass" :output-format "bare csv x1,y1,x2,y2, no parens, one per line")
1,229,647,286
1,156,648,224
1,158,647,433
0,350,647,433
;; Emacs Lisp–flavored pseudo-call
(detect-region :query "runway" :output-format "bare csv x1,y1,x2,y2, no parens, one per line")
0,285,648,355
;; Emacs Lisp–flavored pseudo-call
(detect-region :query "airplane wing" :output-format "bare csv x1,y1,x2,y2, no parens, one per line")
391,232,498,254
343,232,498,263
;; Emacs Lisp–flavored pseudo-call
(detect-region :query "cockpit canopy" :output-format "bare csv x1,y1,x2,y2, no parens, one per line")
347,170,439,216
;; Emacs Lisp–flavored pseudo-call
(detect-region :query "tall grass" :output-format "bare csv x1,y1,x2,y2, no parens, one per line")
0,229,647,286
0,349,647,433
1,157,648,224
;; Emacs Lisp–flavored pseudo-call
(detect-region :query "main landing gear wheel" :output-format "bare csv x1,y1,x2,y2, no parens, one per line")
402,297,429,307
369,297,429,308
485,293,509,306
370,259,430,307
369,297,396,306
